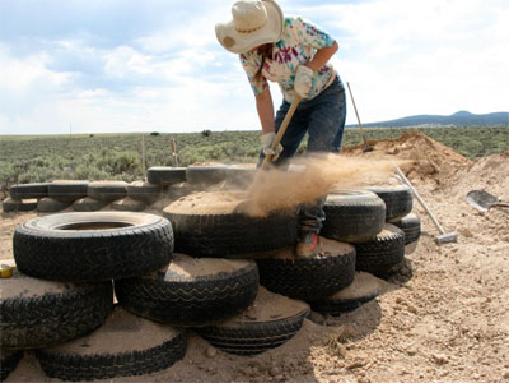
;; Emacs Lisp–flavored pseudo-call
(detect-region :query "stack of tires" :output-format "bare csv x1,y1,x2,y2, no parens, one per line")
4,179,163,214
252,189,394,319
1,212,185,381
3,183,49,213
155,192,311,355
3,163,256,214
364,185,421,253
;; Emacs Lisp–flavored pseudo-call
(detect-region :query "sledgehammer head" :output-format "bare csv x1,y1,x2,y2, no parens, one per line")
434,232,458,245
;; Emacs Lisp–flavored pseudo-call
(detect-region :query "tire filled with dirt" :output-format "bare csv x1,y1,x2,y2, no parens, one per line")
87,181,127,202
72,197,106,212
147,167,187,186
3,198,38,213
111,197,146,212
163,191,298,257
309,272,387,314
186,164,228,185
0,350,23,382
321,190,386,242
197,288,309,356
9,183,48,200
365,185,413,221
37,197,70,213
14,212,173,281
126,181,161,204
0,268,113,350
47,180,89,203
36,307,186,381
354,223,405,277
390,213,421,245
257,238,356,301
115,254,259,326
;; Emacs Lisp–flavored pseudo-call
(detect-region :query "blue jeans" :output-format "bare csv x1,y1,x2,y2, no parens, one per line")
273,76,347,236
275,75,347,160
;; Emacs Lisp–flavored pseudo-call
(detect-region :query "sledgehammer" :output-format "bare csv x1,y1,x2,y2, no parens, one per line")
261,95,302,170
395,167,458,245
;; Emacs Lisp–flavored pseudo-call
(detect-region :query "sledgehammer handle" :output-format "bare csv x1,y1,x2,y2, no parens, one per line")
395,167,446,234
262,95,302,170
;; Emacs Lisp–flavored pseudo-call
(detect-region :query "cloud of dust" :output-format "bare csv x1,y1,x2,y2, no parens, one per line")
241,153,406,217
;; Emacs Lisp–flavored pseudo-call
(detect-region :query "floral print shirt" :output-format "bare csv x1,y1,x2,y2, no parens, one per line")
239,17,337,103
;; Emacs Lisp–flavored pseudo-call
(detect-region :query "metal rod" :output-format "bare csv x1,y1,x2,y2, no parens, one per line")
346,82,362,128
346,82,369,146
141,133,146,182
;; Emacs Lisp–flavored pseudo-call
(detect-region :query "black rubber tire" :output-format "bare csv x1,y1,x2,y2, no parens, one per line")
36,309,186,381
186,165,228,185
37,197,70,213
257,241,356,301
147,167,187,186
321,190,386,243
0,269,113,350
0,350,23,382
14,212,174,281
197,310,309,356
115,255,259,326
365,185,413,221
308,272,383,315
126,182,161,203
47,181,89,202
355,224,405,277
88,182,127,202
163,209,298,257
390,213,421,245
72,197,107,212
9,183,48,200
3,198,38,213
110,198,146,212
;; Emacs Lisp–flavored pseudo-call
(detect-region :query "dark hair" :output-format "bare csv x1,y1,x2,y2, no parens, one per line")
255,42,274,80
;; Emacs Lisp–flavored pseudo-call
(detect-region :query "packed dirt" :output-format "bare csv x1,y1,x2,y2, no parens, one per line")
1,132,509,382
45,307,179,355
167,254,254,277
164,190,247,214
273,237,355,260
0,268,73,298
327,272,392,301
224,287,309,324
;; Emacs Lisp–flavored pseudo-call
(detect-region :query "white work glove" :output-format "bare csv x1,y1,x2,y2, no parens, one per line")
261,132,282,160
294,65,314,98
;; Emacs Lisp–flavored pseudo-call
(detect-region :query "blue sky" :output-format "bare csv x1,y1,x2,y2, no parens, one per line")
0,0,508,134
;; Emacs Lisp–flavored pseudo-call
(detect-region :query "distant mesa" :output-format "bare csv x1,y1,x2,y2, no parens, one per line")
348,111,508,128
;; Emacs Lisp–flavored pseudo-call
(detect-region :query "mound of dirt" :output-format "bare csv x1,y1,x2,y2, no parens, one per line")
451,153,509,199
344,132,473,187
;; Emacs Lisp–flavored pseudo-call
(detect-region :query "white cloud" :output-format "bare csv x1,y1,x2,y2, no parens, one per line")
0,0,508,134
296,0,509,122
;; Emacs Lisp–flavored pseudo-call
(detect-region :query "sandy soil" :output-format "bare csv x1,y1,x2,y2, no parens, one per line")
1,133,509,382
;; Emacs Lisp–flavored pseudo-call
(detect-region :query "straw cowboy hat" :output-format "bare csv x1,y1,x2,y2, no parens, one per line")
215,0,284,54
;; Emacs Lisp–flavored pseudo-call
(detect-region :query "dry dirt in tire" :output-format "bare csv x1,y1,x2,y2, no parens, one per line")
1,132,509,382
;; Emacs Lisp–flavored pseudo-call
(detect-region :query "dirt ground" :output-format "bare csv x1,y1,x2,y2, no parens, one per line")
1,133,509,382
